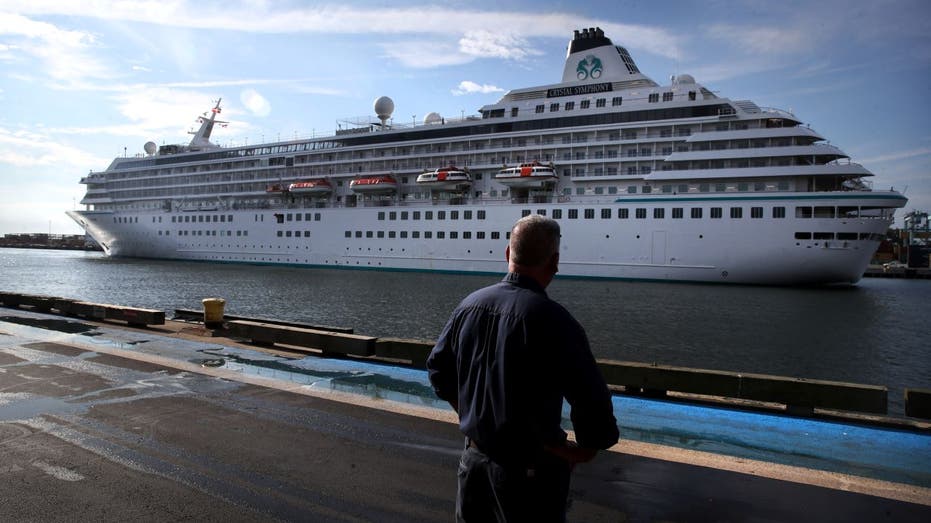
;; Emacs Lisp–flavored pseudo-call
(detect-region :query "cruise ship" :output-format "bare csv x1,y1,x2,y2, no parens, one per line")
68,27,907,285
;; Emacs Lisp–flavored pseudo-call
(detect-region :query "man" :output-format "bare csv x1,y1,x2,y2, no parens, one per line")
426,214,619,522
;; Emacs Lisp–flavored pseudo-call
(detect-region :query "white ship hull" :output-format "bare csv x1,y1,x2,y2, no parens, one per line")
68,191,902,285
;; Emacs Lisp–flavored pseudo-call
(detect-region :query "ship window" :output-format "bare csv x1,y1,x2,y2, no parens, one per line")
838,206,858,218
814,206,835,218
715,183,726,192
366,231,373,238
522,209,532,217
813,232,834,240
491,232,500,239
796,207,813,218
345,231,351,238
773,207,786,218
698,184,709,193
618,208,629,219
295,214,302,221
730,207,743,219
537,209,546,216
648,93,659,103
689,91,696,101
477,231,486,239
691,208,702,219
315,213,321,221
377,231,385,238
672,208,683,219
581,100,590,109
654,208,665,219
285,213,292,221
305,213,312,220
795,232,812,239
627,186,637,194
778,181,789,191
275,214,284,224
565,102,575,111
286,231,292,237
355,231,362,238
535,105,544,113
389,211,397,220
711,207,723,219
304,231,311,237
400,231,408,238
227,215,233,222
478,210,486,220
463,231,471,239
552,209,563,219
751,207,763,218
596,98,606,107
550,103,559,112
568,209,578,219
609,186,618,194
450,231,458,239
413,211,421,220
636,208,647,219
754,182,766,191
642,185,652,194
601,208,611,219
464,210,473,220
451,211,459,220
511,108,519,117
425,211,433,220
585,209,595,219
412,231,420,238
401,211,409,220
435,211,444,219
662,185,673,194
425,231,433,239
378,212,385,220
663,92,673,102
612,97,623,106
388,231,396,238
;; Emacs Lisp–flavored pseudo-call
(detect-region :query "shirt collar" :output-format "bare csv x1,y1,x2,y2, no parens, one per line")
502,272,547,296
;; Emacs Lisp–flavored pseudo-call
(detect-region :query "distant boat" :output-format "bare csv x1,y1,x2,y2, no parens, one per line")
416,166,472,190
349,175,398,194
289,179,332,195
495,161,558,188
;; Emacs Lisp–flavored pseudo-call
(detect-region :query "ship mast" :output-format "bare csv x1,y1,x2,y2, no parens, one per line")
189,98,226,150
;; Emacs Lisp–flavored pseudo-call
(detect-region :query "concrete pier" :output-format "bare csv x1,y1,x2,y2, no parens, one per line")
1,307,930,521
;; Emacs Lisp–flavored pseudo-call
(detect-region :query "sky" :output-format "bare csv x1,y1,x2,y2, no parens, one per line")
0,0,929,235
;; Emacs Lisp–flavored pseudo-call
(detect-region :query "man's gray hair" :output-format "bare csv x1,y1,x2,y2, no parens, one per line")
509,214,561,267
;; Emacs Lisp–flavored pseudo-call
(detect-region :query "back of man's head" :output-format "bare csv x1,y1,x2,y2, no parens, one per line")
509,215,561,267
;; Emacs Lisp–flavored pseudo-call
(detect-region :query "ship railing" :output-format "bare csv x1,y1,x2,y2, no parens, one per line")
757,107,798,119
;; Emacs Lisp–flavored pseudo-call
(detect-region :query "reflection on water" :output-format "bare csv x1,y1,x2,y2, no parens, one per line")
1,248,929,414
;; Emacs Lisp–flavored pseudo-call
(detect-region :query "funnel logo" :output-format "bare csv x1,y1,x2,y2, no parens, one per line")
576,55,603,80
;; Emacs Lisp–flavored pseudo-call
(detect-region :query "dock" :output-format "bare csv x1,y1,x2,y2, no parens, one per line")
1,298,930,521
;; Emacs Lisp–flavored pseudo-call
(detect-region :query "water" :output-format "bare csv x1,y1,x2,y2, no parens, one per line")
1,248,929,415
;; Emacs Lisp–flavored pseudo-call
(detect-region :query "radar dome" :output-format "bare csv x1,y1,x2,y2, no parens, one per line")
374,96,395,120
675,74,695,84
144,141,157,155
424,112,442,125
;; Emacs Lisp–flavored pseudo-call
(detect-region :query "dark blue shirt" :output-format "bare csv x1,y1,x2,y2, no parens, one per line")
427,273,619,464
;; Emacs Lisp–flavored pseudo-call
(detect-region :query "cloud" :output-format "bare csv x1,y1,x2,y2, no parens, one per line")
858,146,931,165
0,12,112,83
240,88,271,117
704,24,811,56
0,127,107,170
458,31,540,60
451,81,504,96
380,40,473,69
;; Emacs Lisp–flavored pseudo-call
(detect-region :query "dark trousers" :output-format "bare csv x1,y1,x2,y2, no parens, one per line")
456,444,572,523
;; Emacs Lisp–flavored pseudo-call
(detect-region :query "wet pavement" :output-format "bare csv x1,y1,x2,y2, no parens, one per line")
1,309,930,522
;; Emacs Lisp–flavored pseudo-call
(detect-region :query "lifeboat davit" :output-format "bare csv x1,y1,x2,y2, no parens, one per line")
288,179,332,195
495,161,558,188
416,166,472,190
350,174,398,194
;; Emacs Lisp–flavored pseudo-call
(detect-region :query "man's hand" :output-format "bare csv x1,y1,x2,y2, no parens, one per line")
544,440,597,465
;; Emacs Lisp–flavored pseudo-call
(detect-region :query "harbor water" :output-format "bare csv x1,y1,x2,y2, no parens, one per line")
1,248,929,415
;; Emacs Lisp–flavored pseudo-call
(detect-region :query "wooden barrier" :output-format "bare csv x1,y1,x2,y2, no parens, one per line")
375,338,434,367
226,319,375,357
599,360,889,415
0,292,164,327
905,388,931,419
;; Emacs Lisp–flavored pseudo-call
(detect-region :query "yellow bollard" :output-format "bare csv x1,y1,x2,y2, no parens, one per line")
202,298,226,329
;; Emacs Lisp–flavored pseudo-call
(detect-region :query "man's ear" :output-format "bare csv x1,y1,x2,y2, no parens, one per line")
505,245,511,262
